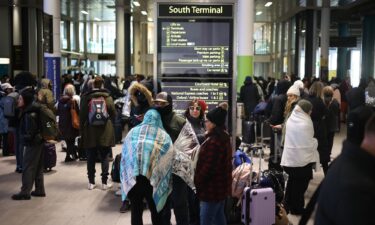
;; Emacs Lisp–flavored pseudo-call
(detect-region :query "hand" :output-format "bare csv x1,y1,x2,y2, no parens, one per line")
271,124,282,130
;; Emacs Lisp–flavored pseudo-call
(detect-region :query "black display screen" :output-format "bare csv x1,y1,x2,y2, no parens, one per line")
161,81,230,115
157,19,233,77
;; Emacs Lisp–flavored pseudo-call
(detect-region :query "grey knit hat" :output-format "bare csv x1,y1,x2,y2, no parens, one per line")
298,99,313,114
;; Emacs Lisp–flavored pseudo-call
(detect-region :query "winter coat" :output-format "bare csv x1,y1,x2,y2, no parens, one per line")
268,80,291,125
57,95,79,139
325,99,340,133
0,94,9,134
162,111,186,143
194,129,232,202
38,78,55,111
19,102,43,146
79,89,116,149
346,87,365,112
315,140,375,225
240,81,260,117
306,95,329,164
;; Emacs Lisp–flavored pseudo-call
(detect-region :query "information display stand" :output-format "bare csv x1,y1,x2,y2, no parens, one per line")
154,0,237,140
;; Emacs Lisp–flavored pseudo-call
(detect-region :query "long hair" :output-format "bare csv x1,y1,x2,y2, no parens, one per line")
184,99,205,121
284,94,300,117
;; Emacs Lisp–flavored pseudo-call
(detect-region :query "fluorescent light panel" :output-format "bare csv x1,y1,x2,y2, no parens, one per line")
265,2,273,7
133,1,140,7
94,17,101,21
148,17,153,22
141,10,147,15
256,11,262,15
81,10,89,15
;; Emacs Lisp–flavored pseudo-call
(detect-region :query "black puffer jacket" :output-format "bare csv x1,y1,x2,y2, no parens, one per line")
268,80,291,125
19,102,43,146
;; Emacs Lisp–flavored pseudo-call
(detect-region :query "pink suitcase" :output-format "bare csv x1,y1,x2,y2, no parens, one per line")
241,187,275,225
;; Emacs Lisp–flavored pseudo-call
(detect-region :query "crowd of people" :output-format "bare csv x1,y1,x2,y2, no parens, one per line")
0,70,374,225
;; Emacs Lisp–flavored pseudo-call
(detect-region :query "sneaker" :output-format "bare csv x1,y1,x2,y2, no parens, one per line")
11,193,31,200
88,183,96,190
101,183,113,190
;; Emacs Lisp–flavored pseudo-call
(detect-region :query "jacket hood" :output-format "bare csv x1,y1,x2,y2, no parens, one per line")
129,82,153,107
41,78,52,89
85,89,110,98
22,102,41,114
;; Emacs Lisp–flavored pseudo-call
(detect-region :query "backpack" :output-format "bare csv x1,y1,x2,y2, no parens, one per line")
231,162,252,199
3,92,19,118
39,105,59,141
88,96,109,126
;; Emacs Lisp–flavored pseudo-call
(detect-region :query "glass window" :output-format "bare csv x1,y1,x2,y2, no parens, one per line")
70,21,76,51
60,21,68,50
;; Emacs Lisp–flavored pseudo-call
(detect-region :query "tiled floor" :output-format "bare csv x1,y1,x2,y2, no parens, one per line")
0,126,346,225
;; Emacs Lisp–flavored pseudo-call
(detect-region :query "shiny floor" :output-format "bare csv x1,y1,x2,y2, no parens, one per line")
0,126,345,225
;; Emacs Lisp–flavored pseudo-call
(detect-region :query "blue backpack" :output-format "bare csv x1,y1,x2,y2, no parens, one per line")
233,150,251,168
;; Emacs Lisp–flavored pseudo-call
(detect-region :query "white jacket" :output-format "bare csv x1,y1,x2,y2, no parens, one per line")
281,105,320,169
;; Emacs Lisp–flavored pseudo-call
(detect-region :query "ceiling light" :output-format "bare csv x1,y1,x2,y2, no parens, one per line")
94,18,101,21
133,1,140,7
265,2,273,7
148,17,153,22
256,11,262,15
141,11,147,15
302,29,306,33
81,10,89,15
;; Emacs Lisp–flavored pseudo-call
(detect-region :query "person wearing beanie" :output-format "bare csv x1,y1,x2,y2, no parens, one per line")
12,87,46,200
194,102,232,225
281,99,319,215
268,79,291,171
154,91,190,225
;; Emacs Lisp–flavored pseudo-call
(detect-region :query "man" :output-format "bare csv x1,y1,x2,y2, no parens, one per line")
154,92,189,225
80,76,116,190
315,114,375,225
239,76,260,119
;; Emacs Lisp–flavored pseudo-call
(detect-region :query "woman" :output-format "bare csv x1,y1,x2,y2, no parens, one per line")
281,100,319,215
184,99,206,144
194,102,232,225
12,87,46,200
322,86,340,174
183,99,207,225
57,84,80,162
120,109,174,225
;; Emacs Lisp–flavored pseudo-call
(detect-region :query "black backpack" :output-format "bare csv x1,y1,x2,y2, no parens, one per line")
88,96,109,126
111,154,121,183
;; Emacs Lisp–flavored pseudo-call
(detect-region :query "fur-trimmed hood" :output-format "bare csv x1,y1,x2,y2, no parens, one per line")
128,82,153,107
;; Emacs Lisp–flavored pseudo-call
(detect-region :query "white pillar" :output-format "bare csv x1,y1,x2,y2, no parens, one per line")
237,0,254,92
116,5,125,79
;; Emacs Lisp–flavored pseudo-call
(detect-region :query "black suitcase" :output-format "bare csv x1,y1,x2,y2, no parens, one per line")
242,120,256,144
111,153,121,183
44,142,57,171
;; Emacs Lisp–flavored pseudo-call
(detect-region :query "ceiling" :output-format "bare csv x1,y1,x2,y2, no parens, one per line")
60,0,375,23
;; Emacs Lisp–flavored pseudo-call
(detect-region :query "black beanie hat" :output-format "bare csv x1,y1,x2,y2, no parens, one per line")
19,87,35,106
206,102,228,126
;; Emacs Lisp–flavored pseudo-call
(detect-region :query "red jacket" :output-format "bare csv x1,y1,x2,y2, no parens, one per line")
194,130,232,202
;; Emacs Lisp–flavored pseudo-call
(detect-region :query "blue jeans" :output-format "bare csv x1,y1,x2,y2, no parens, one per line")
200,200,226,225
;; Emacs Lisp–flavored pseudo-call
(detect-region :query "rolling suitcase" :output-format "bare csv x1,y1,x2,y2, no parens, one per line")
241,187,276,225
242,120,256,144
44,142,57,171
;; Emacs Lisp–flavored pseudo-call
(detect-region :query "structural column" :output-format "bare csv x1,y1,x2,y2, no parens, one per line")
361,15,375,79
305,10,316,78
337,23,349,80
44,0,61,99
320,0,330,82
237,0,254,92
116,5,125,78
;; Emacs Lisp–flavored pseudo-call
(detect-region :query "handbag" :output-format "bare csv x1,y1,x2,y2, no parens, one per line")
70,99,80,129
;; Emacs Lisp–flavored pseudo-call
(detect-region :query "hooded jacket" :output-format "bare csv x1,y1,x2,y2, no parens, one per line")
19,102,43,146
79,89,116,149
240,78,261,116
57,95,79,139
38,78,55,111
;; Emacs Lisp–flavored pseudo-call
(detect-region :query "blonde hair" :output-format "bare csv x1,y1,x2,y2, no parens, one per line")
63,84,76,97
284,94,300,117
309,81,324,99
322,86,334,97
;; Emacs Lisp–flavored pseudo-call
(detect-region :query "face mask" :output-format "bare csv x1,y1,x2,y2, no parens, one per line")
155,104,173,116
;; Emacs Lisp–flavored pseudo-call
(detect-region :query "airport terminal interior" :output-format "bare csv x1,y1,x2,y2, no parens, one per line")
0,0,375,224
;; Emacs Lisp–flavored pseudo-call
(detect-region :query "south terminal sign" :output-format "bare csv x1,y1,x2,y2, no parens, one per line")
158,4,233,17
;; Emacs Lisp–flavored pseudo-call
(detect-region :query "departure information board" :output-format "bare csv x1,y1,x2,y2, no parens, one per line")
161,81,230,115
158,19,232,77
